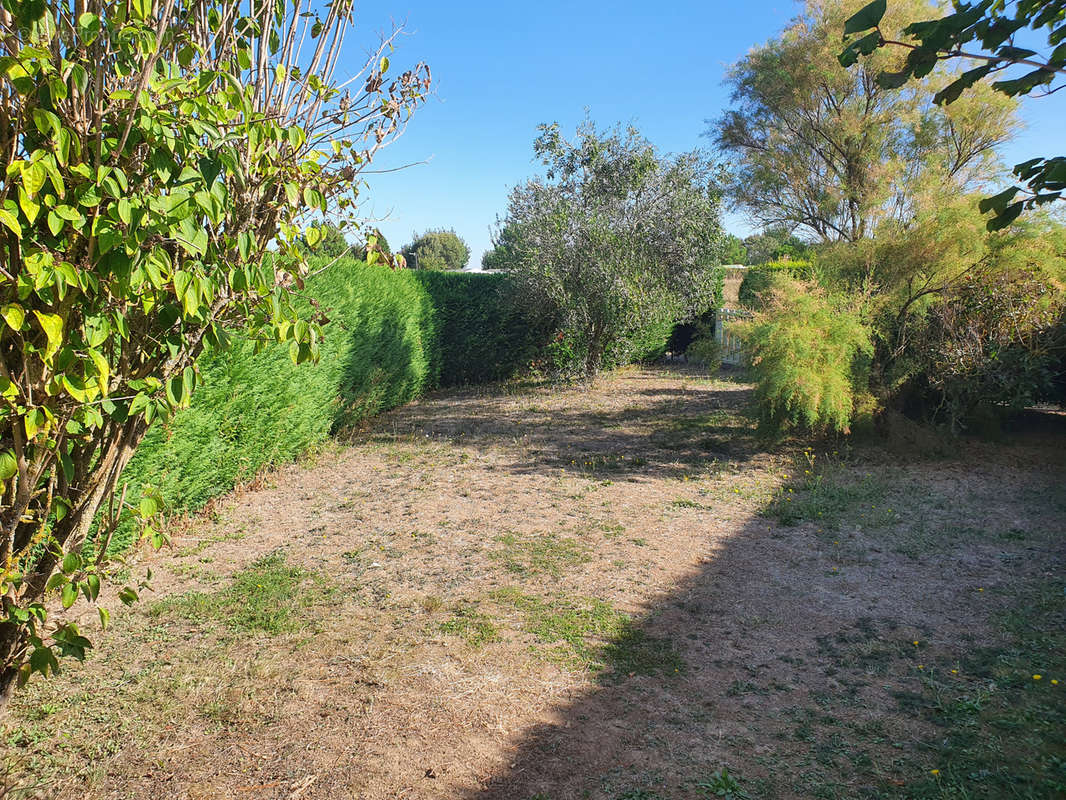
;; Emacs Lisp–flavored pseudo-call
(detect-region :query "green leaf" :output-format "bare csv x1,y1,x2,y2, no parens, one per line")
0,208,21,236
838,31,881,67
98,607,110,629
118,587,139,605
978,186,1019,215
33,311,63,360
61,551,82,574
45,573,68,592
61,582,78,609
0,450,16,480
117,197,131,225
18,189,39,223
77,12,100,42
986,200,1024,231
131,0,150,22
843,0,886,34
139,496,159,517
21,162,44,198
1,303,25,331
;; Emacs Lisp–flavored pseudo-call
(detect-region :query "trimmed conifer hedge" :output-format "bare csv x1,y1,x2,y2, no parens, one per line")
112,260,544,549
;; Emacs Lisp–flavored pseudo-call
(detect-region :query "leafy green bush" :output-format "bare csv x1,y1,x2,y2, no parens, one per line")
412,271,548,385
741,280,873,434
909,267,1065,430
738,260,814,309
686,333,722,370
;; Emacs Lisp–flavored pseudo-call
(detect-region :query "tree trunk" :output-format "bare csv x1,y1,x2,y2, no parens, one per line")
0,417,147,703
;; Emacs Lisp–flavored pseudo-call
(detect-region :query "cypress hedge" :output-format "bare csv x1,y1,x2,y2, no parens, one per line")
413,270,548,385
111,259,546,550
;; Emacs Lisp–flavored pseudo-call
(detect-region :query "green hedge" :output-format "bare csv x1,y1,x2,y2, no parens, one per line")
114,258,441,549
413,271,547,385
738,259,814,309
111,260,691,550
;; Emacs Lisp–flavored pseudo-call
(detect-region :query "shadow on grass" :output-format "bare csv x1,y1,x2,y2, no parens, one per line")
457,405,1066,800
363,365,765,478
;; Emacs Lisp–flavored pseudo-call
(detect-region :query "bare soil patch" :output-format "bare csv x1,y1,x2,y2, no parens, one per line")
2,365,1063,799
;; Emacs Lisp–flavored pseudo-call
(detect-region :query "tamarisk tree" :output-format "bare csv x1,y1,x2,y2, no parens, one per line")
840,0,1065,228
0,0,429,696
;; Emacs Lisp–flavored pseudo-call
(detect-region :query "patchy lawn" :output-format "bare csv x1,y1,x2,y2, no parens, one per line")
2,365,1063,800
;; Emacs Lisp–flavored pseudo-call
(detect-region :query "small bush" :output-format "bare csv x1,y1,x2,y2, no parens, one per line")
687,335,722,370
738,259,814,309
741,280,873,434
909,267,1065,430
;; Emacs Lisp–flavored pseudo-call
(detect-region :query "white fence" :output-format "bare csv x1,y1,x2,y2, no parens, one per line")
715,307,751,366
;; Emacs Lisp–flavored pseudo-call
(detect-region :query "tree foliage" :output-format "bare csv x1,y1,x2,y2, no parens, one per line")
840,0,1065,229
722,234,747,265
712,0,1019,242
481,222,523,271
500,120,724,376
742,227,813,264
402,228,470,271
745,197,1066,433
0,0,429,696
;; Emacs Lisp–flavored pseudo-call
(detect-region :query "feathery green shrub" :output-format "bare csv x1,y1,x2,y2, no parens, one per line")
738,259,814,309
741,280,872,434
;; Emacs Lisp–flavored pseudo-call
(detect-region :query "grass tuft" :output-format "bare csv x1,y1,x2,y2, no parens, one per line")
150,552,329,635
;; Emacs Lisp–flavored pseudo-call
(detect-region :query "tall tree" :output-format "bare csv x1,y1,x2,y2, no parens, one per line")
840,0,1065,229
501,121,724,376
402,229,470,271
711,0,1019,242
0,0,429,696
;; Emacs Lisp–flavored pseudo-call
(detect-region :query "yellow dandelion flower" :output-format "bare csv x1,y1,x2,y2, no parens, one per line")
913,640,919,646
930,769,940,776
1033,674,1042,680
950,669,958,674
1052,679,1059,685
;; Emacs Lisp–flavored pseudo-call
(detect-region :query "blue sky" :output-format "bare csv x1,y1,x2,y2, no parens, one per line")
341,0,1062,269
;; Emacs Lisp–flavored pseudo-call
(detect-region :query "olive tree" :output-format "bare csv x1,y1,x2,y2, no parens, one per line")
0,0,429,697
500,121,724,376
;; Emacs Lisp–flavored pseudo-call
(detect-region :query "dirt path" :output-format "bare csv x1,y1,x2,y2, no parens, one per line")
3,366,1064,799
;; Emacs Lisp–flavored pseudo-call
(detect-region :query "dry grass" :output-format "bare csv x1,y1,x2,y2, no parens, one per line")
1,365,1063,800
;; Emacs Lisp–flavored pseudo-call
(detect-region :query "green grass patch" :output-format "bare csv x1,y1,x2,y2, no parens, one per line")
768,465,887,528
438,604,501,648
893,582,1066,799
491,531,590,577
150,552,330,635
492,588,684,678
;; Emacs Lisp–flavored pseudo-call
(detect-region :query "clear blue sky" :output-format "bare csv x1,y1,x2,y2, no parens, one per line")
341,0,1062,269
